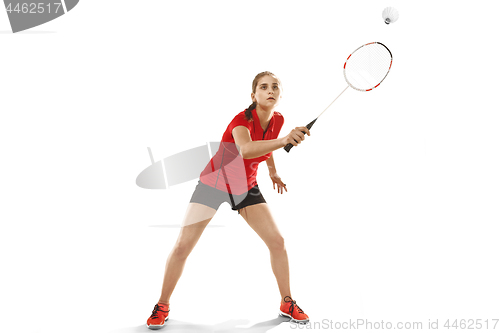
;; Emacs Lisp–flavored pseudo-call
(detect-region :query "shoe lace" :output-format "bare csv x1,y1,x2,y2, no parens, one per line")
284,296,304,314
150,304,169,319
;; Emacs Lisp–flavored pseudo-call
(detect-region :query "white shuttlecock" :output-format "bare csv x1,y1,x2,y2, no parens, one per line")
382,7,399,24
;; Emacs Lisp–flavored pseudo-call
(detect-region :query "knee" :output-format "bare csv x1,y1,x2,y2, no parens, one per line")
268,235,286,252
171,242,191,260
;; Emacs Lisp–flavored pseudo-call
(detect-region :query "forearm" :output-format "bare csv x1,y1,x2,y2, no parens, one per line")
241,138,284,159
266,153,277,175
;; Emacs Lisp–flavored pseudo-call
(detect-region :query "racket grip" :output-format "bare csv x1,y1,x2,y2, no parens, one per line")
284,118,317,153
283,142,294,153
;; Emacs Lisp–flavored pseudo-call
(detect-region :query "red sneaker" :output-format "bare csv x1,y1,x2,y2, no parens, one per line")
146,303,169,329
279,296,309,324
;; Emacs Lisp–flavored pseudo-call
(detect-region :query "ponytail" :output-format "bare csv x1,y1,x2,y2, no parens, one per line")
244,101,257,121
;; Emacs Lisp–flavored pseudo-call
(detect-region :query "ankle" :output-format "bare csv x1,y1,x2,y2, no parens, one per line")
158,300,170,306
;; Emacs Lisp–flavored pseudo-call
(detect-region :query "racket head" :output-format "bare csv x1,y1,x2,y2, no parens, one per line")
343,42,393,92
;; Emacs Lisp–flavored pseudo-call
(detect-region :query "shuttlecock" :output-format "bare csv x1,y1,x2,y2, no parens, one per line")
382,7,399,24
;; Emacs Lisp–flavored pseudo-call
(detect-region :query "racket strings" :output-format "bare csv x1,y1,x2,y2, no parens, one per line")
347,53,389,87
344,43,392,91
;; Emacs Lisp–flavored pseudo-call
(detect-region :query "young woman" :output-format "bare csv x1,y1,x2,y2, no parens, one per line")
146,71,311,329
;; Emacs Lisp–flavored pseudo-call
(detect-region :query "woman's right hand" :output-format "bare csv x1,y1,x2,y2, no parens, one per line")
282,126,311,147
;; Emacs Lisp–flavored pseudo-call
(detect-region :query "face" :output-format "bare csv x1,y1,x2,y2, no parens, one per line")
251,75,282,109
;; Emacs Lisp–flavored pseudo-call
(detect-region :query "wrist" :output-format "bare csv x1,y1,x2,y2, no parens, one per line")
279,136,286,147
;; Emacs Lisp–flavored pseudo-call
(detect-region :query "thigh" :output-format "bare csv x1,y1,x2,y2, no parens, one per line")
176,203,217,248
239,203,284,248
181,202,217,228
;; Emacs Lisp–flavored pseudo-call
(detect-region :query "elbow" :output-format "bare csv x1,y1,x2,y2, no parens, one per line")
239,143,254,159
239,144,249,159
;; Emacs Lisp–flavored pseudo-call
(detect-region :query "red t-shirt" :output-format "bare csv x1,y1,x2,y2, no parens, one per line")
199,108,284,195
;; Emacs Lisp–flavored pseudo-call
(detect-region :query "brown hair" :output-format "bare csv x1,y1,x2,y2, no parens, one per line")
244,71,282,121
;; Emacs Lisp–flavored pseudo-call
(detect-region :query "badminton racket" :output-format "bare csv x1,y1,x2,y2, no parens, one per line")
284,42,393,152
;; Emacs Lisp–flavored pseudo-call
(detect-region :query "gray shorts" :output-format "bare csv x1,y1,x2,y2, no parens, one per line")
189,180,266,213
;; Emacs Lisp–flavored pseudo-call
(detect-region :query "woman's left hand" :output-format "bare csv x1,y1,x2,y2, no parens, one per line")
270,173,287,194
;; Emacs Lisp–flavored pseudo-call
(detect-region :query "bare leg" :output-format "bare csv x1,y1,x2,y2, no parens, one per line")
158,203,217,304
239,204,291,303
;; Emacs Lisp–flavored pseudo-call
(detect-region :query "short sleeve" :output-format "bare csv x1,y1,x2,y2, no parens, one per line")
274,111,284,135
227,111,251,138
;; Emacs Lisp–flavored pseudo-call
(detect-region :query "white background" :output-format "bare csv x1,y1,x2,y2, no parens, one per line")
1,1,499,332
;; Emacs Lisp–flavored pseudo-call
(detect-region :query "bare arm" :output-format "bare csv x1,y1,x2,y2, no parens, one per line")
265,152,277,175
266,153,288,194
232,125,311,160
232,126,285,159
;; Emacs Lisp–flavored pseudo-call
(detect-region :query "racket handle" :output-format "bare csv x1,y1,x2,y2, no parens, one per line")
284,118,317,153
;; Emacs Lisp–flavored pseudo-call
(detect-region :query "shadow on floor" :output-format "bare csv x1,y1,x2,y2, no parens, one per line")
110,315,291,333
149,224,225,228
